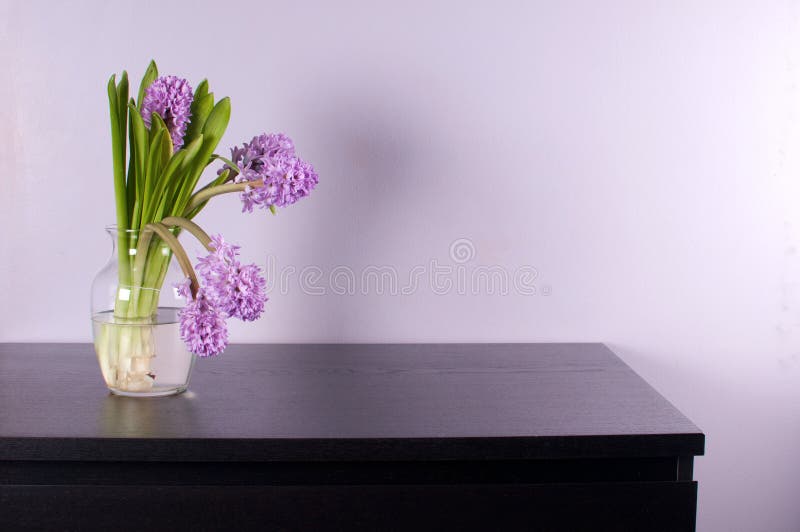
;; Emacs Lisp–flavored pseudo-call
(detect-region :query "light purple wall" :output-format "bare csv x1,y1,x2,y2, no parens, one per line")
1,1,798,530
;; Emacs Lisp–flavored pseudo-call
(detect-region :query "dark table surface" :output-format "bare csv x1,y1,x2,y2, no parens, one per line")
0,343,703,462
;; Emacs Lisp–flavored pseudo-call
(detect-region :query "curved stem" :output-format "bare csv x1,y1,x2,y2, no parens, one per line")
160,216,214,251
145,222,200,299
184,179,263,214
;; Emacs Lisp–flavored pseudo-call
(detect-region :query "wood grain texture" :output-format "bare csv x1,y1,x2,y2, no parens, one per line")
0,343,704,461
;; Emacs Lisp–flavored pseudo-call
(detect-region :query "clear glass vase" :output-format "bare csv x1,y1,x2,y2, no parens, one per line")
91,226,195,397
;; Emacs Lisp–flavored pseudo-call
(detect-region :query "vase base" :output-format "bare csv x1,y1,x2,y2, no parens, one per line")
108,385,187,398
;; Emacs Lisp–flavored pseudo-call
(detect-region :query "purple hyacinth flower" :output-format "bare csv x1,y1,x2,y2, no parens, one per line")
195,235,268,322
222,133,318,212
141,75,193,151
259,154,319,208
226,262,268,321
177,288,229,357
174,278,193,300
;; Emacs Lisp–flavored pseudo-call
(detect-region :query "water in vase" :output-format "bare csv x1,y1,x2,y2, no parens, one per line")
92,307,195,397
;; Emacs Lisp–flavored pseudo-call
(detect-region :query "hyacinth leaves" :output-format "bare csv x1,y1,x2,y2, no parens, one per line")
183,79,212,147
172,97,230,217
107,64,231,236
136,60,158,110
107,72,129,286
107,62,228,323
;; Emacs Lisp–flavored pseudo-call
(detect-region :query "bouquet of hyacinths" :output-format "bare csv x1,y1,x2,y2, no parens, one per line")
97,60,317,393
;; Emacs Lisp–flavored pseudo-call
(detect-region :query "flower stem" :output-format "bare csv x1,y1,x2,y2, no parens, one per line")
145,222,200,299
161,216,214,251
128,228,154,317
184,179,263,214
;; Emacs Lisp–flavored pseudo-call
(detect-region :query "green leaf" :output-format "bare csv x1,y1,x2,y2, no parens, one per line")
160,124,174,164
165,135,204,216
153,191,170,222
183,92,214,147
214,167,231,186
116,71,128,125
210,154,243,176
141,128,167,223
126,99,137,224
165,135,205,216
128,103,149,194
108,75,128,232
149,112,167,144
202,97,231,143
174,97,231,214
137,60,158,107
179,134,204,173
109,73,131,286
194,79,209,102
116,72,129,206
129,103,149,228
151,150,187,221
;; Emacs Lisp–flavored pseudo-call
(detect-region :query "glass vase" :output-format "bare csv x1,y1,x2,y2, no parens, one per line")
91,226,195,397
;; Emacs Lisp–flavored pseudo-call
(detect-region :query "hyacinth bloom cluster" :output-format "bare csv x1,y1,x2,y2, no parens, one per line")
195,235,268,322
225,133,319,212
176,235,267,357
141,75,193,150
176,284,229,358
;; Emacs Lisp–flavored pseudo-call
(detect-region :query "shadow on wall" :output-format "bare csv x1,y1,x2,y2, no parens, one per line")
275,77,436,338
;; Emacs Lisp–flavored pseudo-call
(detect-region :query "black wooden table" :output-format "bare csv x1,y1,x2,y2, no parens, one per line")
0,343,703,531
